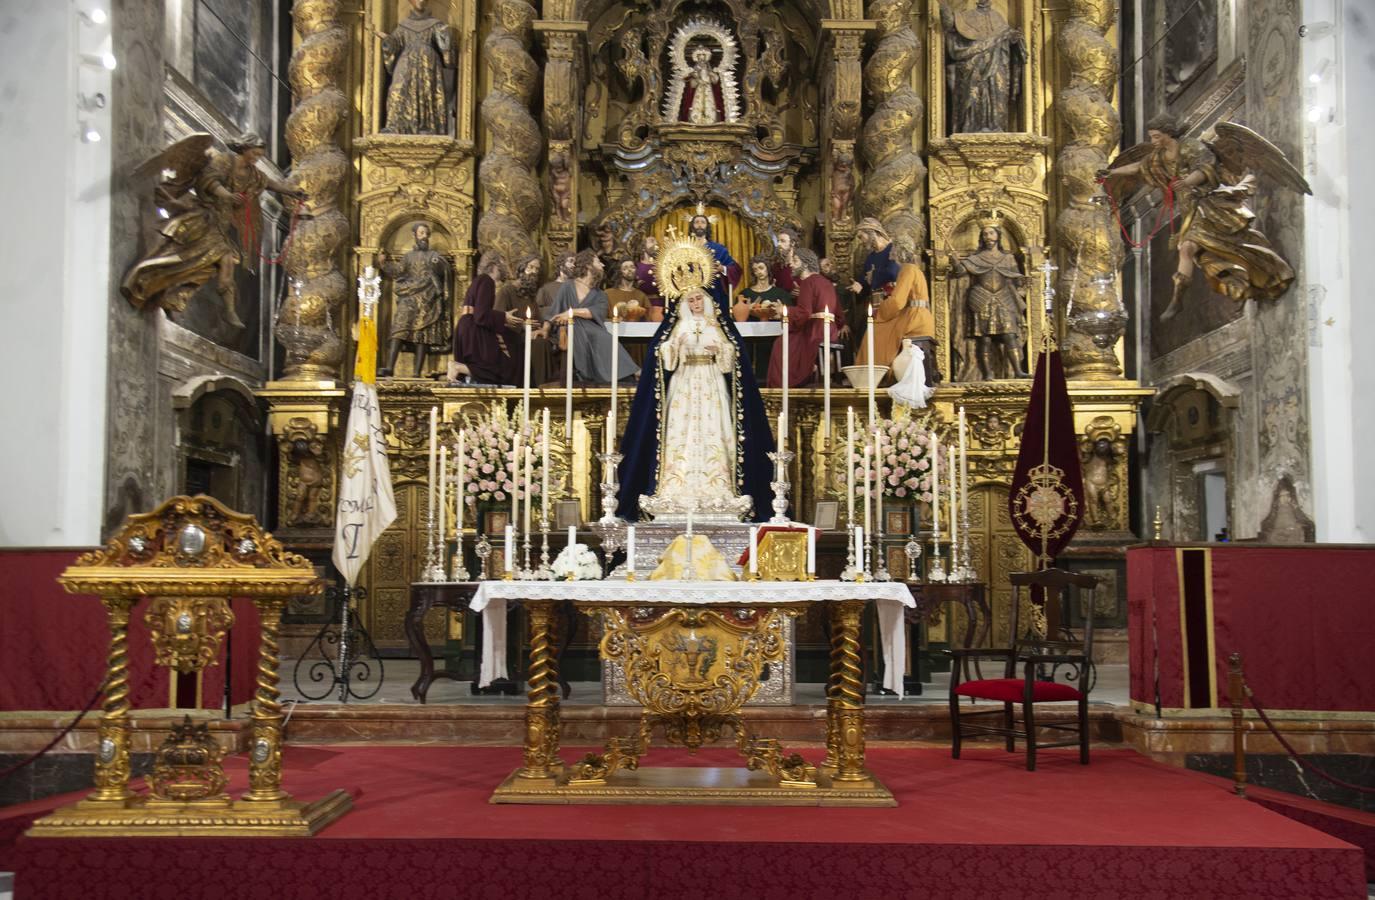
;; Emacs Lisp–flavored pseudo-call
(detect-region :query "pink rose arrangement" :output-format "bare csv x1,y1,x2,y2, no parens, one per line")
456,411,546,505
849,418,935,502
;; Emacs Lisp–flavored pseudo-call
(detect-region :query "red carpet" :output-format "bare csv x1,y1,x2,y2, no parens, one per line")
5,746,1364,899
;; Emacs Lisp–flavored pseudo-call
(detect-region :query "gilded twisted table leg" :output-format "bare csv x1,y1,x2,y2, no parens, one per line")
243,597,289,803
832,599,871,783
821,601,845,772
87,597,134,804
517,599,563,781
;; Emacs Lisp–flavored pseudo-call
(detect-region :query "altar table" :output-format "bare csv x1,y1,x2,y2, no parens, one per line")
470,580,915,806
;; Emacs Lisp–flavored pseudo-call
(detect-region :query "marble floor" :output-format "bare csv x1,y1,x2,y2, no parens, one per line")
279,659,1132,708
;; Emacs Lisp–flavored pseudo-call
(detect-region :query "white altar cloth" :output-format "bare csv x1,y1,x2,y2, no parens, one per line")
469,580,917,695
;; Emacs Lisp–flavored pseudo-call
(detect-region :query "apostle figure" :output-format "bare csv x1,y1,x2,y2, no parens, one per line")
941,0,1026,134
641,289,751,516
849,217,900,303
737,255,792,375
688,211,742,313
377,0,455,135
451,252,523,385
544,250,639,384
680,44,725,125
606,259,651,322
854,246,937,376
537,251,577,315
949,224,1029,381
767,249,841,388
617,245,775,522
636,235,665,321
496,253,550,386
771,227,800,296
377,222,449,378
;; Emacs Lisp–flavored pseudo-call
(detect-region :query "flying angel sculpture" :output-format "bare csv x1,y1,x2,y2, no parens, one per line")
1099,115,1311,321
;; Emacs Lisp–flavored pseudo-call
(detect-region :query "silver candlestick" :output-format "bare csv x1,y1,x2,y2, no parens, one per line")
597,451,623,524
448,498,474,581
537,515,553,579
956,501,975,582
767,449,794,524
840,522,861,582
928,535,947,583
873,517,891,582
421,487,445,583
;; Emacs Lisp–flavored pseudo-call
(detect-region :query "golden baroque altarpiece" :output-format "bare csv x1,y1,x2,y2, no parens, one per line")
257,0,1148,648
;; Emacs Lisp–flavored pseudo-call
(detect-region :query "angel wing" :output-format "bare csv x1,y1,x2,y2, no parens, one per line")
131,133,214,196
1204,121,1311,195
1100,140,1154,200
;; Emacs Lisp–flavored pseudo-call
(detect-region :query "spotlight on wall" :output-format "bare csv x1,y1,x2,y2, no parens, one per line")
79,8,108,25
78,92,107,112
81,51,117,70
1298,21,1334,40
82,123,103,143
1308,59,1332,84
1306,105,1329,124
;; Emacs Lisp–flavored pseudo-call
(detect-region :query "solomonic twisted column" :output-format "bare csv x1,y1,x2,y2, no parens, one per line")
478,0,541,264
280,0,349,382
860,0,926,251
1056,0,1125,379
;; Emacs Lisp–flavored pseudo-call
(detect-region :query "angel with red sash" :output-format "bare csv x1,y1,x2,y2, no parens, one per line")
1099,115,1311,321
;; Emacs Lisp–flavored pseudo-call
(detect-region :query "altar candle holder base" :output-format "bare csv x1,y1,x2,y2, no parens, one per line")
448,531,471,582
597,451,623,526
767,450,795,525
927,540,947,583
872,531,892,582
839,523,861,582
537,519,553,580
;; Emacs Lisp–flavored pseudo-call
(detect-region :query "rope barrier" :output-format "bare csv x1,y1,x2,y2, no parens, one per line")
0,678,108,782
1229,652,1375,797
1097,175,1177,249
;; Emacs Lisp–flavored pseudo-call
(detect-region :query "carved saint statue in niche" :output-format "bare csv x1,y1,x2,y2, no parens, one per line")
948,223,1029,381
376,0,455,135
940,0,1026,133
662,19,741,125
377,222,450,377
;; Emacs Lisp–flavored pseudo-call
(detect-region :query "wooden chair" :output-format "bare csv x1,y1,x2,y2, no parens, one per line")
948,568,1101,771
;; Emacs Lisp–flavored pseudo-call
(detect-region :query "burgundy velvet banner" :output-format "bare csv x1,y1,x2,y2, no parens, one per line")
1127,545,1375,712
0,549,259,711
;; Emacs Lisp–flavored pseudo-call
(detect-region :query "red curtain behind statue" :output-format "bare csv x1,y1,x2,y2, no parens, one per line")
0,549,259,711
1128,545,1375,712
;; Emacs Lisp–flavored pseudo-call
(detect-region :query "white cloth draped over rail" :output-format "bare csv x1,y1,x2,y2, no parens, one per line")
468,580,918,695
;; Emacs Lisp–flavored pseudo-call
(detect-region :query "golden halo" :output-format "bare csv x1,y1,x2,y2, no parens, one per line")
654,226,719,301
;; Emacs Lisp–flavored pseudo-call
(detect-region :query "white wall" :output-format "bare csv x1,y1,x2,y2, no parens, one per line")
0,0,112,545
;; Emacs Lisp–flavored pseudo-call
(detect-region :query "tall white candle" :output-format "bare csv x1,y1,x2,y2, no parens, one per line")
931,431,941,538
504,524,514,574
822,310,831,447
780,304,790,425
959,406,969,524
806,526,816,575
609,308,620,453
949,446,959,552
874,426,883,550
565,309,575,440
438,445,447,555
867,305,877,429
863,443,872,538
541,407,550,523
749,526,759,575
455,429,465,535
511,433,521,541
428,406,438,531
846,406,856,525
522,310,532,433
777,411,787,459
855,524,865,573
627,525,636,575
523,444,533,536
567,524,576,548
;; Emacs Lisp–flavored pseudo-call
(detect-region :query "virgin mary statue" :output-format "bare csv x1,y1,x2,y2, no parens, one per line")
617,242,774,522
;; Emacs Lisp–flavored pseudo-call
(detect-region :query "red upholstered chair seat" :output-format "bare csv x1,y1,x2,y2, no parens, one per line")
955,678,1084,704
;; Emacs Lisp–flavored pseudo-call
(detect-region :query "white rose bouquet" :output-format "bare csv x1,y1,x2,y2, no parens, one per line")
849,417,935,502
552,543,604,580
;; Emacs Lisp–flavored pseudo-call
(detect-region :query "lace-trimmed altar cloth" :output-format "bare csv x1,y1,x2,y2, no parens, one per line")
469,580,917,695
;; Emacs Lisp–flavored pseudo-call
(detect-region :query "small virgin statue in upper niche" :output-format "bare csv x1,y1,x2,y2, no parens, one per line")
681,45,724,125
